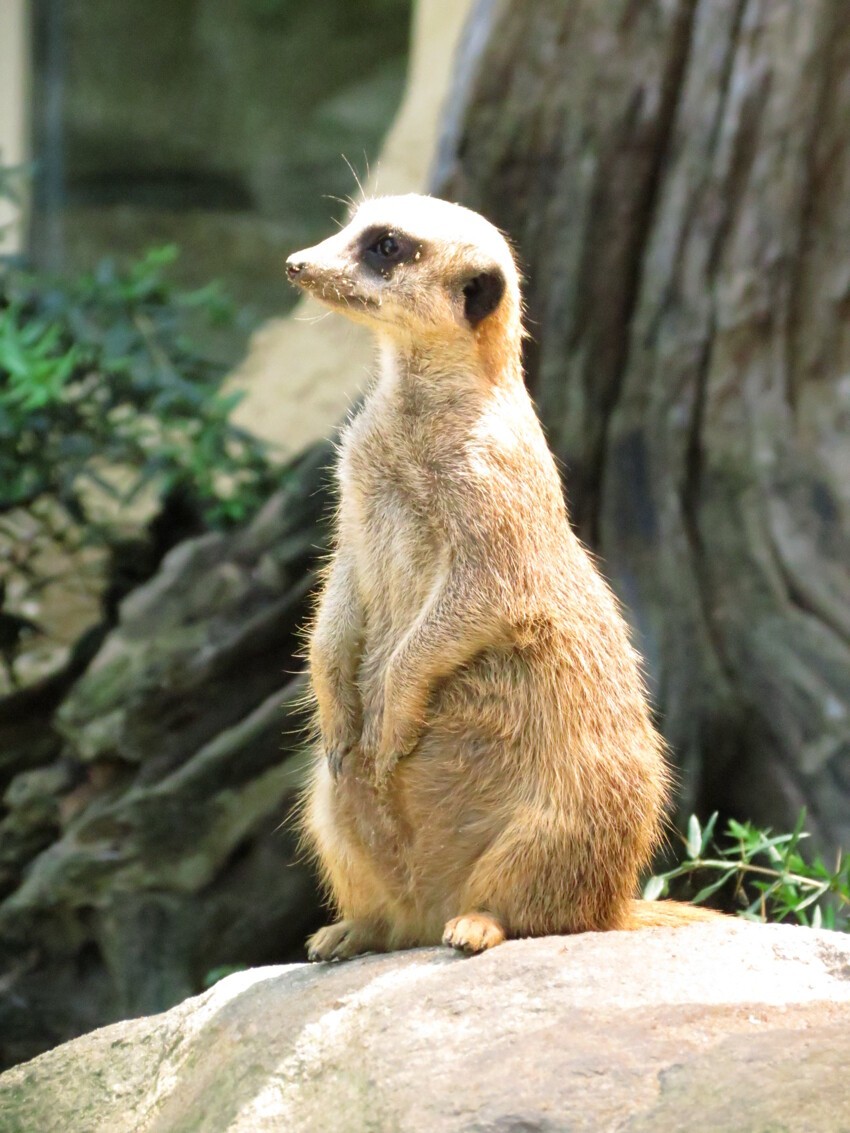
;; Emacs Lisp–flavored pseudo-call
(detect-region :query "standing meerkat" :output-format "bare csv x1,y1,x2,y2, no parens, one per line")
287,194,712,960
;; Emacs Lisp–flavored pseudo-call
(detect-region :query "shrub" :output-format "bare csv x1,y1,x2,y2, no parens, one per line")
645,810,850,930
0,244,276,531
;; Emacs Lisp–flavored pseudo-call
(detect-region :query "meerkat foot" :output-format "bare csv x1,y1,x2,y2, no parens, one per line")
307,919,388,962
442,913,506,954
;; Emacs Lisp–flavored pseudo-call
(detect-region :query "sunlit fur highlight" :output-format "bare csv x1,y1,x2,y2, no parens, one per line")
287,194,710,960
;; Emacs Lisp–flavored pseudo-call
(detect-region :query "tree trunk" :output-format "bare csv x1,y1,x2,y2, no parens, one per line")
434,0,850,843
2,0,850,1067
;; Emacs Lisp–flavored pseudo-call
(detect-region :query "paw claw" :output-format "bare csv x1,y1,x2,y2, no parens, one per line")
442,913,506,954
306,919,386,962
327,742,353,779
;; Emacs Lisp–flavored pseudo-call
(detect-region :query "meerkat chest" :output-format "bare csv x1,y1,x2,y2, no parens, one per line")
337,412,448,622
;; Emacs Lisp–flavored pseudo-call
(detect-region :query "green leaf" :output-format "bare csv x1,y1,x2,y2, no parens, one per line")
692,869,737,904
643,875,666,901
686,814,702,860
202,964,247,989
700,811,719,854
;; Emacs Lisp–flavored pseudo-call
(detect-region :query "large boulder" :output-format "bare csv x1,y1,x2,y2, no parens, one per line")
3,921,850,1132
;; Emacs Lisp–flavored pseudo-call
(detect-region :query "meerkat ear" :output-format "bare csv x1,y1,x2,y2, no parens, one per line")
462,268,505,327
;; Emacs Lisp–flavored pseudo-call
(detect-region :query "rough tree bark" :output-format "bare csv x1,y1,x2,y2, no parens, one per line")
1,0,849,1067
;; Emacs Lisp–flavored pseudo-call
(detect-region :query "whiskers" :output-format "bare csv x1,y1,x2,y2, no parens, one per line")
322,152,376,228
294,309,333,325
321,195,355,228
341,154,367,204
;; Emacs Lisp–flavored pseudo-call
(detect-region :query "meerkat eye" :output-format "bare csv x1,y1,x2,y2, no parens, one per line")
374,234,399,258
361,230,418,276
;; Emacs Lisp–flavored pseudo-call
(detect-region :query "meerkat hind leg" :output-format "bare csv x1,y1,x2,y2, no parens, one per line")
442,912,506,954
307,918,390,962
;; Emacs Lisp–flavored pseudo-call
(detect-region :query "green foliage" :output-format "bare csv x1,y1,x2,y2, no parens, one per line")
203,964,248,989
645,811,850,931
0,244,277,530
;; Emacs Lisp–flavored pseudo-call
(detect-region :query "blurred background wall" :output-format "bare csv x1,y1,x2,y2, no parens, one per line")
27,0,412,317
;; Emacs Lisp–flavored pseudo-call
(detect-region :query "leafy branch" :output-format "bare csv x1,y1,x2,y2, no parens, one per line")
645,810,850,931
0,244,276,530
0,182,282,687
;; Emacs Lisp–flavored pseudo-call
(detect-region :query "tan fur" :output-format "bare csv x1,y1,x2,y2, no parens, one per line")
286,194,700,962
626,899,722,929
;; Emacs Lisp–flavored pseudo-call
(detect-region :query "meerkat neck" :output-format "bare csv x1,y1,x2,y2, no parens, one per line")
375,332,522,404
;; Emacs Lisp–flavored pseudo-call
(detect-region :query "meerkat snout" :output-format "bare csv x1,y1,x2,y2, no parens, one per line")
285,256,330,291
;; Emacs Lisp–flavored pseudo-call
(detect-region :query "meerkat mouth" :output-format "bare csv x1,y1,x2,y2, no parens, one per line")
317,286,380,313
292,275,381,315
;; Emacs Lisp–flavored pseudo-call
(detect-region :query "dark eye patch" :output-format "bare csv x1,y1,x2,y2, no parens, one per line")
358,226,421,277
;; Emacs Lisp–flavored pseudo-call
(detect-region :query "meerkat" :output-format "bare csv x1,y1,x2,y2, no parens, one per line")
286,194,715,960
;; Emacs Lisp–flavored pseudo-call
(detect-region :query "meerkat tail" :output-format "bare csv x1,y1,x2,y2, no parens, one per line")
626,899,725,928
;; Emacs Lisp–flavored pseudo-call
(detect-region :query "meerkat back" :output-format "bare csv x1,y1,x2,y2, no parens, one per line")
286,194,679,961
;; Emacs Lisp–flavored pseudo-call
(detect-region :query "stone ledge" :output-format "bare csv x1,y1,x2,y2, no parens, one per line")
2,921,850,1132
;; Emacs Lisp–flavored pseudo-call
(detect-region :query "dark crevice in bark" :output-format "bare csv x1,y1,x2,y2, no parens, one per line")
679,0,748,676
681,318,725,663
586,0,699,546
654,0,748,335
762,489,850,649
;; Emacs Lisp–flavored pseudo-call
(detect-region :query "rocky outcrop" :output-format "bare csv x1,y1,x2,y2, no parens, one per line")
3,922,850,1133
0,443,333,1070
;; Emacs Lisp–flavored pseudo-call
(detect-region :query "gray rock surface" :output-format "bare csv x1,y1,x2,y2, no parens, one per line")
3,921,850,1133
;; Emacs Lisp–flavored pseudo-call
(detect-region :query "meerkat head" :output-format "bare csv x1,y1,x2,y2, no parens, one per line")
286,195,522,358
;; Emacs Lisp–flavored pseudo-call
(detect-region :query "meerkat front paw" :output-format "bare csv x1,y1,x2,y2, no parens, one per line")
361,705,400,776
326,740,354,779
364,707,420,776
379,715,420,761
319,710,361,779
359,705,382,759
306,919,388,962
373,724,419,783
442,913,506,954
